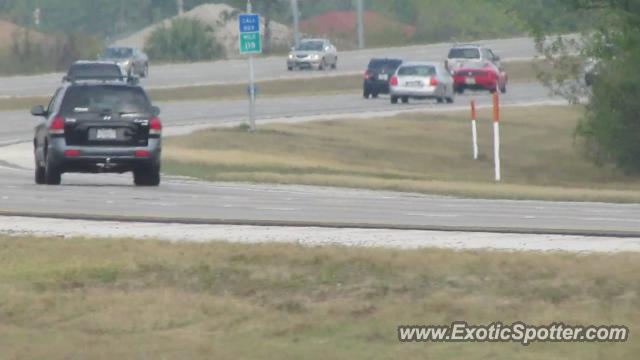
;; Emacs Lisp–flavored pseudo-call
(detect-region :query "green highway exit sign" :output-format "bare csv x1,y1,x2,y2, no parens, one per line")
240,32,262,54
239,14,262,55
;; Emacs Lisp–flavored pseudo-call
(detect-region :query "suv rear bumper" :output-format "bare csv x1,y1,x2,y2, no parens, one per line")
47,137,161,173
363,80,390,93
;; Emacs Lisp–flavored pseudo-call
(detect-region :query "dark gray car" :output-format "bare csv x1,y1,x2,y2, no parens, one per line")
100,47,149,78
31,80,162,186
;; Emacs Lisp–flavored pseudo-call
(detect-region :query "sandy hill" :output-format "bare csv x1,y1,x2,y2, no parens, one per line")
0,19,49,49
115,3,292,58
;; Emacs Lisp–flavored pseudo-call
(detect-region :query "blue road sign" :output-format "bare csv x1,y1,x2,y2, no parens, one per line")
239,14,260,33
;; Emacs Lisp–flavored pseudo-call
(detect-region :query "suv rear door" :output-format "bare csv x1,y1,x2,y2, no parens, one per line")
368,59,402,81
58,85,153,147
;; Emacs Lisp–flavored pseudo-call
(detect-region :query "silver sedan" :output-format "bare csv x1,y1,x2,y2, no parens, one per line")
389,61,455,104
287,39,338,71
100,47,149,78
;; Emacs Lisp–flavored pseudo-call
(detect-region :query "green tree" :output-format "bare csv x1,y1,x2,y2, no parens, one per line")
514,0,640,173
144,17,223,62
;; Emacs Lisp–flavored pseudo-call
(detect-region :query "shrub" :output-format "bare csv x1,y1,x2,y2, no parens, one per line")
144,18,224,62
0,29,102,75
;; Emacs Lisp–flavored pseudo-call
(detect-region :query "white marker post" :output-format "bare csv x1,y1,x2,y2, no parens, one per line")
470,100,478,160
492,92,501,182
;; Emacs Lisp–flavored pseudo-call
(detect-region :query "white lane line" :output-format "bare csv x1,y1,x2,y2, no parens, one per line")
255,207,297,212
405,213,459,218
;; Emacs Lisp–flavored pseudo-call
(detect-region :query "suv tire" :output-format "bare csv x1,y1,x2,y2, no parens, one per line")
134,165,161,186
44,152,61,185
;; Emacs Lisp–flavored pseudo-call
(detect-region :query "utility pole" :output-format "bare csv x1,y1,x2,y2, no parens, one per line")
247,0,256,131
356,0,365,49
177,0,184,14
290,0,300,47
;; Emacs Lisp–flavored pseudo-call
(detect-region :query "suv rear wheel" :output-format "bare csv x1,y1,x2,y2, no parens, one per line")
134,165,161,186
35,163,45,184
44,152,61,185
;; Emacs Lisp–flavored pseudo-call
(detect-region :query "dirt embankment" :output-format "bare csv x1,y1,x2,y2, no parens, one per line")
115,3,292,59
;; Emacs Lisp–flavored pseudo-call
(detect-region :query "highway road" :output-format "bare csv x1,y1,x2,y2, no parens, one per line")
1,82,557,145
0,35,545,98
2,80,640,236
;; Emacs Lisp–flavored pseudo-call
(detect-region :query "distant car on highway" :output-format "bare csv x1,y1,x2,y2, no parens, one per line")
30,78,162,186
287,39,338,71
389,62,455,104
64,60,128,83
363,58,403,99
446,44,501,73
100,46,149,78
452,61,507,94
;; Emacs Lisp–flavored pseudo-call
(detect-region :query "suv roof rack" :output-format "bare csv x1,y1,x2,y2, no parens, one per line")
62,75,140,85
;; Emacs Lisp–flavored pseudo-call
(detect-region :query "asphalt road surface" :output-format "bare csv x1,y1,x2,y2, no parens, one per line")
1,82,556,145
0,35,546,98
2,80,640,236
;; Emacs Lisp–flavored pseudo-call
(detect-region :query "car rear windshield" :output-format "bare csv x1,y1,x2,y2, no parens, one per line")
368,59,402,70
398,65,436,76
448,48,480,59
102,47,133,59
68,64,122,79
296,41,324,51
60,86,151,116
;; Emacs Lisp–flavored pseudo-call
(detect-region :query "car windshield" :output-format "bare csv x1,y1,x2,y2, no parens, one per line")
296,41,324,51
398,65,436,77
68,64,122,79
102,47,133,59
60,86,151,115
369,59,402,71
448,48,481,59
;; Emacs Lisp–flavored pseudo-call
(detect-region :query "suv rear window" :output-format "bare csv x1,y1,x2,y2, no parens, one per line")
448,48,481,59
68,64,122,79
398,65,436,76
368,59,402,70
60,86,151,116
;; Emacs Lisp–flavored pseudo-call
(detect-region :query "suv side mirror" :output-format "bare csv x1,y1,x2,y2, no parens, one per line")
493,55,501,62
31,105,47,117
151,106,161,117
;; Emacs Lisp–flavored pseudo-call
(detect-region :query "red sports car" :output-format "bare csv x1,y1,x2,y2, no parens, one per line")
452,62,507,94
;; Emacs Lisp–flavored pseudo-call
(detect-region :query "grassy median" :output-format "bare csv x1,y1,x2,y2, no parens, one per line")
163,105,640,203
0,235,638,359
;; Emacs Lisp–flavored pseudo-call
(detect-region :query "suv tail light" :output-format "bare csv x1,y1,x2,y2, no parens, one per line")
430,77,439,86
390,76,398,86
50,116,65,135
149,117,162,136
364,70,371,80
64,150,80,157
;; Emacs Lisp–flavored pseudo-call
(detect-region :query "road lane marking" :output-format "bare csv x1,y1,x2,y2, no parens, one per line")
405,213,459,218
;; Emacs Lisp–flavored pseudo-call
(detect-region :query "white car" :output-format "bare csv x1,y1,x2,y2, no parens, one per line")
389,62,455,104
446,44,501,73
